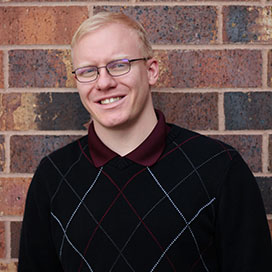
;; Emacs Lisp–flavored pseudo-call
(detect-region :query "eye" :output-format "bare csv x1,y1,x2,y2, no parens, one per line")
76,66,97,77
108,60,129,71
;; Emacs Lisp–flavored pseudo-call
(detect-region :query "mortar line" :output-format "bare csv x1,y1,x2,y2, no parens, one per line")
0,216,23,222
88,4,93,17
218,92,225,131
3,50,8,91
217,6,223,44
5,135,10,174
1,44,272,51
0,173,33,178
5,221,11,259
262,49,268,89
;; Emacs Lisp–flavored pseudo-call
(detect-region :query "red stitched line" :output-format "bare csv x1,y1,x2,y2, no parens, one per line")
101,170,177,272
159,135,200,161
77,167,148,272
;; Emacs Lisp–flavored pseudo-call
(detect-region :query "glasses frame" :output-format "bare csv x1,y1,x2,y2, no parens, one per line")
72,58,148,83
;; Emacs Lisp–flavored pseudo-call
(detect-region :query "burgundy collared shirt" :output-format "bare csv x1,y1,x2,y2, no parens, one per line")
88,110,170,167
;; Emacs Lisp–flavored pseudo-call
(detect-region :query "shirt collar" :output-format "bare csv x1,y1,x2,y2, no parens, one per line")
88,110,169,167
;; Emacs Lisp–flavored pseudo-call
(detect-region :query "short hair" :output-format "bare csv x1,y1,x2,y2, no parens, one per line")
71,12,153,58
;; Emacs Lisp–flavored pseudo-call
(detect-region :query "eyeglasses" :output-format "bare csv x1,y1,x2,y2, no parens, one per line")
72,58,148,83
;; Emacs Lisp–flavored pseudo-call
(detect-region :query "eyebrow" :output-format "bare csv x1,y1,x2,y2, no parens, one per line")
75,57,131,70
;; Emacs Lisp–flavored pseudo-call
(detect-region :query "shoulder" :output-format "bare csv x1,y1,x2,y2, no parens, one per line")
166,123,237,161
35,134,90,178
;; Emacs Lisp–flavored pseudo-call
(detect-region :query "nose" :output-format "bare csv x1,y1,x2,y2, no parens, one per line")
96,67,117,91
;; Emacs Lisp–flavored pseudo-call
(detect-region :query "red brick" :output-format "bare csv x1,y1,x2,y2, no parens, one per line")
10,135,80,173
9,50,75,88
152,92,218,130
224,92,272,130
0,222,5,258
154,50,262,88
0,178,31,216
0,7,88,45
94,6,218,45
211,135,262,173
0,93,89,131
11,222,22,259
0,262,17,272
267,50,272,88
0,51,3,88
0,136,4,172
223,6,272,44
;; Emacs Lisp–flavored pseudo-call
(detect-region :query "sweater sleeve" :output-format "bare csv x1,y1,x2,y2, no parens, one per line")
18,159,64,272
215,153,272,271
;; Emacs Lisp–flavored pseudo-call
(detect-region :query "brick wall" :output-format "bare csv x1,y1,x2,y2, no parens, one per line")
0,0,272,270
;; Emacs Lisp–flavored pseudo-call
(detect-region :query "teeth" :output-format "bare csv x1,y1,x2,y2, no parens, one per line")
100,97,121,105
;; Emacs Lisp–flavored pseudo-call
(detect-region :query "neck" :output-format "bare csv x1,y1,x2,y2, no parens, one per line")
93,109,158,156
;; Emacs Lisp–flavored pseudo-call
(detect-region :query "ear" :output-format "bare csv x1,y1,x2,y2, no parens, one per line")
147,58,159,86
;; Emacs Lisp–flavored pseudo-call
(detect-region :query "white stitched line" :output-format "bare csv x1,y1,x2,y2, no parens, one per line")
149,198,216,272
51,212,94,272
48,154,134,270
147,167,210,272
49,144,88,204
110,149,232,269
173,141,215,219
59,167,103,257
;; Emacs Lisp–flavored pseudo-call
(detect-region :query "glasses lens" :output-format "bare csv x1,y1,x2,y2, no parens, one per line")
107,60,130,76
76,66,97,82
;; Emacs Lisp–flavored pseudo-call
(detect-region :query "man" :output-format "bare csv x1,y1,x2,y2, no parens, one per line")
19,12,272,271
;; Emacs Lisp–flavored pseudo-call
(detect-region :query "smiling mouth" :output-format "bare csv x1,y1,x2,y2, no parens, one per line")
100,96,123,105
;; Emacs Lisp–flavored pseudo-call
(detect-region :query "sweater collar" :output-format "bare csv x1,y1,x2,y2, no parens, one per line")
88,110,169,167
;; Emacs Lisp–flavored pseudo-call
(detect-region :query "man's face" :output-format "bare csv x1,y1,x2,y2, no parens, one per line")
72,23,158,131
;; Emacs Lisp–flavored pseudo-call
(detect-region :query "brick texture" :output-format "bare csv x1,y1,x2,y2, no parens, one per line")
9,50,75,88
10,135,81,173
267,50,272,88
0,222,5,259
154,50,262,88
225,92,272,130
152,92,218,130
256,177,272,214
0,263,17,272
0,7,88,45
0,178,31,216
0,51,3,89
11,222,22,259
210,135,262,173
0,93,90,131
223,6,272,43
0,136,4,172
94,6,218,45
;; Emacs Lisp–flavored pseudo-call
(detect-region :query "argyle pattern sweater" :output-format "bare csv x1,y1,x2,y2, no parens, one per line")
18,124,272,272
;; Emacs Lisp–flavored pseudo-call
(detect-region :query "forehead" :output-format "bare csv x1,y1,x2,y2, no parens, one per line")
72,23,143,66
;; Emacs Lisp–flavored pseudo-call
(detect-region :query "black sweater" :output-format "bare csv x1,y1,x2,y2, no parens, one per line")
18,124,272,272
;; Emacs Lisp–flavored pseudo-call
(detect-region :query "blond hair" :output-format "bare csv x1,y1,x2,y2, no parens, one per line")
71,12,153,58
